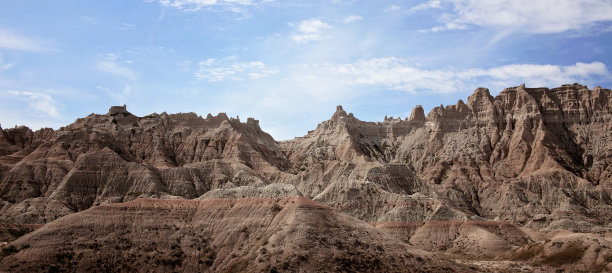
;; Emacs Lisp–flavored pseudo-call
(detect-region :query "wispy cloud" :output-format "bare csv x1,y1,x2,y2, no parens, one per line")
343,15,362,24
7,90,60,117
409,0,441,12
386,5,402,12
176,60,192,72
0,55,13,71
120,23,136,30
97,53,137,80
290,18,332,43
152,0,271,12
327,58,609,93
419,0,612,33
0,28,46,52
97,85,133,105
80,16,98,24
195,57,278,81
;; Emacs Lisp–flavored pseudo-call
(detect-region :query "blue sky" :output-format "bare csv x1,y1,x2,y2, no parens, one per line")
1,0,612,140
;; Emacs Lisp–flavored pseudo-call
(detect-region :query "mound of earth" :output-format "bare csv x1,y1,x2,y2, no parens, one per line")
1,197,474,272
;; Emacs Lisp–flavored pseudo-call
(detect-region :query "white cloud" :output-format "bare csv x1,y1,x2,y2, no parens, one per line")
153,0,271,12
386,5,401,12
97,54,136,80
343,15,362,24
0,28,46,52
0,55,13,71
409,0,441,12
80,16,98,24
195,57,278,81
421,0,612,33
297,19,330,33
7,90,60,118
120,23,136,30
327,57,609,93
290,19,332,43
176,60,192,72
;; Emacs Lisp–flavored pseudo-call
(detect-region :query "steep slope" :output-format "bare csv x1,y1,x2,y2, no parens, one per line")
0,106,291,223
275,84,612,270
279,84,612,227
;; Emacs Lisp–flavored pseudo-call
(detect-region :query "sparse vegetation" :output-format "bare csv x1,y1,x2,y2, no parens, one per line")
240,226,249,235
224,258,250,273
155,245,185,267
333,252,384,272
1,245,18,256
509,243,544,261
200,246,216,266
541,241,587,266
270,203,282,213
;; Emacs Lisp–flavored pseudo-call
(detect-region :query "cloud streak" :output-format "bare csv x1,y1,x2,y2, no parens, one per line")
153,0,271,12
409,0,441,12
195,57,279,81
343,15,362,24
0,55,13,71
7,90,60,118
0,28,46,52
97,54,137,80
327,58,609,93
417,0,612,33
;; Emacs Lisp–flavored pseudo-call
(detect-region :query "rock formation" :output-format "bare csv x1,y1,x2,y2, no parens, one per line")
2,196,473,272
0,107,290,224
1,83,612,272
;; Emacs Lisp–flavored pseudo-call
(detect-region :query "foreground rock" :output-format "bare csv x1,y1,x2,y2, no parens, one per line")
1,196,473,272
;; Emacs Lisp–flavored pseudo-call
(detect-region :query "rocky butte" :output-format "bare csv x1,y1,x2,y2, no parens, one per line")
1,83,611,272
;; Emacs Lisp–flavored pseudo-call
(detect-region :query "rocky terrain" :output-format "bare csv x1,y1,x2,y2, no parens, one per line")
1,83,612,272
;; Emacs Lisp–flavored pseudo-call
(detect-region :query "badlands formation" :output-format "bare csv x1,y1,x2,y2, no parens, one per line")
1,83,612,272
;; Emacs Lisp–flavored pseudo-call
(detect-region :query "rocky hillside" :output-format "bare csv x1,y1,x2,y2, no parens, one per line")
1,83,612,272
2,195,472,272
0,105,291,224
279,83,612,227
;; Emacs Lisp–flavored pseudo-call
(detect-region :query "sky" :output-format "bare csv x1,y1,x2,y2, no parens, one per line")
1,0,612,140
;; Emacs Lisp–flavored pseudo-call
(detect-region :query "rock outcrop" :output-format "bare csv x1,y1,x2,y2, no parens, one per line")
279,84,612,227
0,107,290,223
1,83,612,272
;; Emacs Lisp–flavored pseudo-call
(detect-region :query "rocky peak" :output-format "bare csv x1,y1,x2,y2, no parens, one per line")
331,105,348,120
409,105,425,122
107,105,133,117
466,87,494,112
216,112,229,120
246,117,261,129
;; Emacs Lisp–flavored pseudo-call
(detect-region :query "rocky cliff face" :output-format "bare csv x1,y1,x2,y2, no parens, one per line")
0,106,290,223
278,83,612,227
1,83,612,272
